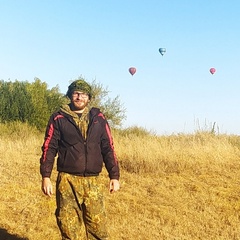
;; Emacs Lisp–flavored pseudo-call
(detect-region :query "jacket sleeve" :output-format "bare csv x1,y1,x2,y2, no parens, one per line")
101,120,120,180
40,114,60,178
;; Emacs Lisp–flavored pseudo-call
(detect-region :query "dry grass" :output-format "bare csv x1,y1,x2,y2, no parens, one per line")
1,123,240,239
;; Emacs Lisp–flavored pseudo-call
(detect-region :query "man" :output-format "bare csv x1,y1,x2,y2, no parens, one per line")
40,79,120,240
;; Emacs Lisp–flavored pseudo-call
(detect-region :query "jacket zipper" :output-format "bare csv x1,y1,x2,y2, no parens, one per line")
83,140,87,176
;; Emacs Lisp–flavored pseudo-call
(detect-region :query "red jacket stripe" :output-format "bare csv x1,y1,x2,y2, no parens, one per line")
54,115,64,120
42,123,54,162
105,123,118,164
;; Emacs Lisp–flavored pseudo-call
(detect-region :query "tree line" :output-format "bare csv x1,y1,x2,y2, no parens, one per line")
0,77,126,131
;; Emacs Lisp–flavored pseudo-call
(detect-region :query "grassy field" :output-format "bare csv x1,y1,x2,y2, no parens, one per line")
1,122,240,240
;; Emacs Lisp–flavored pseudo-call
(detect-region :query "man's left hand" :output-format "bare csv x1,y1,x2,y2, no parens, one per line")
109,179,120,193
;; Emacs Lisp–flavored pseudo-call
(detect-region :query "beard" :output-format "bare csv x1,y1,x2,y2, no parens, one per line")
71,99,89,111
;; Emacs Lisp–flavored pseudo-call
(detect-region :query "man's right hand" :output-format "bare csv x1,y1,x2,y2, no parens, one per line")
41,177,53,197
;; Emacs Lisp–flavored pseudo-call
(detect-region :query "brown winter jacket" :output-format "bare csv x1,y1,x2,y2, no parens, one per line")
40,107,120,180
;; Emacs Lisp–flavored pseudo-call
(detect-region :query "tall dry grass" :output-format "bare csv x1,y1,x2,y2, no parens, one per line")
0,123,240,239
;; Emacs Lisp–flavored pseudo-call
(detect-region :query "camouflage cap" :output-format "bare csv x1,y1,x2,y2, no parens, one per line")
66,79,92,99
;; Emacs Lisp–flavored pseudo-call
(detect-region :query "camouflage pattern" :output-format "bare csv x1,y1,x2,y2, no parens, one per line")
55,172,108,240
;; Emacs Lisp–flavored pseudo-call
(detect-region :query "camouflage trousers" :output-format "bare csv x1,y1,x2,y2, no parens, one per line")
55,172,109,240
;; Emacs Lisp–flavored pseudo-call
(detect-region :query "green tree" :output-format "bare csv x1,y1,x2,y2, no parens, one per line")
26,78,66,130
0,77,126,130
0,80,10,122
46,85,67,114
0,80,33,123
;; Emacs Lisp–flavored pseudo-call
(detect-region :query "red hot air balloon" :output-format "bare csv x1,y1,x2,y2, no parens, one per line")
210,68,216,75
129,67,136,76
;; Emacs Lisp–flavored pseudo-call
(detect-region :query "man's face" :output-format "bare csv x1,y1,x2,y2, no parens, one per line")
70,91,90,111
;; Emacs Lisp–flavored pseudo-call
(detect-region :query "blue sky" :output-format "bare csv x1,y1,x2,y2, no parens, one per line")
1,1,240,135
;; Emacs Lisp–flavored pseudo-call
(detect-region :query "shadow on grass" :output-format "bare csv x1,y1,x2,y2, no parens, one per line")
0,228,28,240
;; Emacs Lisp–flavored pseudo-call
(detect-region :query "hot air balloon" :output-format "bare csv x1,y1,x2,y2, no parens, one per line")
210,68,216,75
129,67,136,76
159,48,166,56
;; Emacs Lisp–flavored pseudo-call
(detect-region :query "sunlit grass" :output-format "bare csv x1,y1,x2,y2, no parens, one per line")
1,123,240,239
